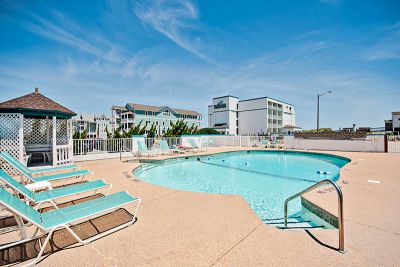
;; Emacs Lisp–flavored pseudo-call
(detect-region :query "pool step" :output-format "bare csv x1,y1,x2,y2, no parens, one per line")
264,218,325,229
139,164,156,171
277,225,325,230
267,220,312,225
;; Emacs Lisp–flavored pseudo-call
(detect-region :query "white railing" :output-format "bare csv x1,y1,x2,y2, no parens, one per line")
387,135,400,153
73,137,184,155
56,144,73,165
73,138,132,155
72,135,285,160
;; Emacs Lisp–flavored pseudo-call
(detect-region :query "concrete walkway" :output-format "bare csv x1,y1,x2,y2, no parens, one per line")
3,148,400,266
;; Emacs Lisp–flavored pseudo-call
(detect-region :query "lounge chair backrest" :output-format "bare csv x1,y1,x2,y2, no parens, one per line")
188,139,198,149
0,152,28,171
0,152,33,179
0,186,42,227
0,170,35,200
137,140,149,152
159,140,170,150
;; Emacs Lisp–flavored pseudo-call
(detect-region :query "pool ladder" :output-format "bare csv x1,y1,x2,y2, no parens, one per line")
283,179,345,253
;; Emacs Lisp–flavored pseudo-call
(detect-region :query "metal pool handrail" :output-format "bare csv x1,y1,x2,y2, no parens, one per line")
283,179,345,253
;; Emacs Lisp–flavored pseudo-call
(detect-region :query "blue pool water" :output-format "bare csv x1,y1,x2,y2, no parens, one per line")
134,151,350,221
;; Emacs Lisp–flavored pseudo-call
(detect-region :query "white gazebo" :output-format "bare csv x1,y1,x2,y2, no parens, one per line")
0,88,75,174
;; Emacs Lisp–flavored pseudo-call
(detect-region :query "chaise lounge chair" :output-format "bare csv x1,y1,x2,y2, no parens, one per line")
188,139,200,153
159,140,177,155
0,151,79,176
0,186,140,266
0,152,93,184
259,140,271,148
0,170,111,210
136,140,159,157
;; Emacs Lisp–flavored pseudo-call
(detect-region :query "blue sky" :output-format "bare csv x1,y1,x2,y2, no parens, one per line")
0,0,399,129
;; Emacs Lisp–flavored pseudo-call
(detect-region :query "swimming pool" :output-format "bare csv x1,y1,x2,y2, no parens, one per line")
134,151,350,222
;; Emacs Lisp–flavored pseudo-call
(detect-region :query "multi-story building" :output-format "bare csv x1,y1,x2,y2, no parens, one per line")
111,103,202,136
208,95,298,135
111,105,132,131
73,114,111,139
384,111,400,133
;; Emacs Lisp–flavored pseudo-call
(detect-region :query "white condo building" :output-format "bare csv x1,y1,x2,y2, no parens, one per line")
112,103,202,136
208,95,298,135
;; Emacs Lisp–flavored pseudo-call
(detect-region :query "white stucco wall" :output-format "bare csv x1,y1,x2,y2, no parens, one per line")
283,135,385,152
238,110,268,135
238,98,268,135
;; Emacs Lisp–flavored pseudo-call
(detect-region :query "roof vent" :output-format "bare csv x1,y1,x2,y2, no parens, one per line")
34,87,39,93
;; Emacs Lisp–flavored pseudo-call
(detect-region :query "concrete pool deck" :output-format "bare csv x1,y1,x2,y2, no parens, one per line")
2,147,400,266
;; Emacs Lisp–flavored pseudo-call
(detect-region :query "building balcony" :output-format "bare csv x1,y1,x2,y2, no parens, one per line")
121,118,134,123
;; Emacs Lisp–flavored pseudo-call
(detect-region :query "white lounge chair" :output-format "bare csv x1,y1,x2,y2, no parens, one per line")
136,140,159,157
0,152,93,184
0,186,140,266
0,169,111,210
159,140,177,155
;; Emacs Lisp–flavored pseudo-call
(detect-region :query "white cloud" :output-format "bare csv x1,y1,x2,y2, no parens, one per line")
133,0,219,65
26,12,123,63
363,22,400,61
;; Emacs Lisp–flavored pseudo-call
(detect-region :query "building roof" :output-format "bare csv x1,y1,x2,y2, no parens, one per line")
126,103,201,117
392,111,400,115
111,105,127,110
238,96,294,106
283,125,301,129
0,88,76,118
213,95,239,99
173,108,201,117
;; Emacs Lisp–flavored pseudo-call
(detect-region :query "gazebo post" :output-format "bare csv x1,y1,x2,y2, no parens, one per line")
18,114,24,164
52,116,57,166
67,119,73,160
46,116,50,145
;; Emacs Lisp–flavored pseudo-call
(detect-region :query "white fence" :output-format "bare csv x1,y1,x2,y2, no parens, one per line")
72,135,277,161
387,135,400,153
73,138,133,155
72,133,393,162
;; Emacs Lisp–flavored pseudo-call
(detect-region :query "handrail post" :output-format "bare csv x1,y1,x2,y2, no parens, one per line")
337,185,345,253
283,179,345,253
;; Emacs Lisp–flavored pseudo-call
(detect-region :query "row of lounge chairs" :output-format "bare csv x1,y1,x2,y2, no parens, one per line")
135,138,208,157
254,139,285,149
0,151,141,266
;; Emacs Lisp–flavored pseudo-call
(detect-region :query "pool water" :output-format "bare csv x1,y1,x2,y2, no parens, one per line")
134,151,349,223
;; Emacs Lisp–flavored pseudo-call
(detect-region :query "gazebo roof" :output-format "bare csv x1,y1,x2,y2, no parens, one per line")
0,88,76,118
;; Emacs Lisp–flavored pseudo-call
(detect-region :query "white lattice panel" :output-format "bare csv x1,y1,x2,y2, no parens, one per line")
56,119,68,145
23,118,68,146
23,118,52,144
0,113,22,175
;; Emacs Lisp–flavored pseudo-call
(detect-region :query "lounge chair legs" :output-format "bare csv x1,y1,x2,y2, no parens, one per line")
13,214,27,240
22,198,141,266
23,228,55,267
